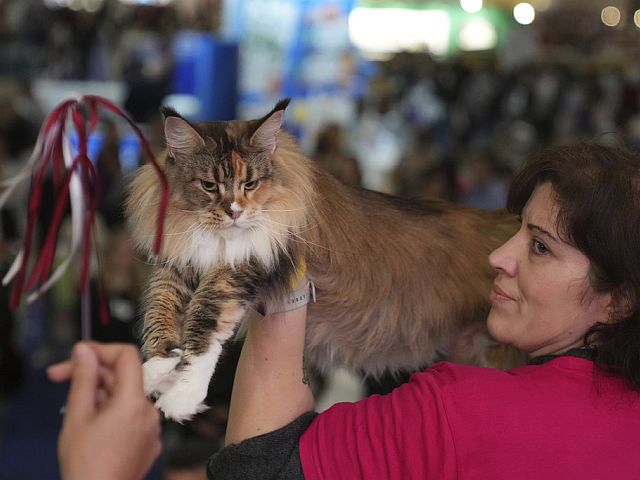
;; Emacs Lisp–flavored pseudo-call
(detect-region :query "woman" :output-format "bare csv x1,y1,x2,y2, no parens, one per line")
211,142,640,479
50,143,640,479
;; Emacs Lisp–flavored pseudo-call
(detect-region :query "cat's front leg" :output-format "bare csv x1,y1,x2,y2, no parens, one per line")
155,267,251,422
141,265,193,398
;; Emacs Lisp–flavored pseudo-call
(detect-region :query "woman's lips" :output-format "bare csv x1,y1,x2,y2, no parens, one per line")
490,284,514,303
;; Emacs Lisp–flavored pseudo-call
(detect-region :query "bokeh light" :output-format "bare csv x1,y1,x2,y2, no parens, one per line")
601,6,621,27
460,0,483,14
513,2,536,25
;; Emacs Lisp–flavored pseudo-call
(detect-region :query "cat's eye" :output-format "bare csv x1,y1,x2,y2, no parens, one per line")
200,180,219,193
243,180,260,191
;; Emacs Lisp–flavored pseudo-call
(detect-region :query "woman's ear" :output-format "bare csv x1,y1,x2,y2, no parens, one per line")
608,283,636,322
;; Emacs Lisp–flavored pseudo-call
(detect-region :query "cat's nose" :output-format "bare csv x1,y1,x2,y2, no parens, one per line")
231,209,243,220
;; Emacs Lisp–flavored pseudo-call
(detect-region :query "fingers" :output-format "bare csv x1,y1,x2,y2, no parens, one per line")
49,342,146,412
47,361,72,383
84,342,142,369
65,343,99,424
48,362,116,399
84,342,145,399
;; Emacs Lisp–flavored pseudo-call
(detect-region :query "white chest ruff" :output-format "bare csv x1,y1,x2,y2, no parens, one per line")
184,226,285,271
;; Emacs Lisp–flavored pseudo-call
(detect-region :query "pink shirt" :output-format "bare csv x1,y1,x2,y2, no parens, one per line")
299,357,640,479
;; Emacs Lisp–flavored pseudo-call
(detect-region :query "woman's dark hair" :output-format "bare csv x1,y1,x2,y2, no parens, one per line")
508,142,640,391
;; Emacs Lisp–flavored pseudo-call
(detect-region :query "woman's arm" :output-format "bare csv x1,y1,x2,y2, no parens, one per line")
224,305,315,446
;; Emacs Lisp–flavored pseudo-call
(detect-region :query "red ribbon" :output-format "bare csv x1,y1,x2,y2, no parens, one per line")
8,96,169,330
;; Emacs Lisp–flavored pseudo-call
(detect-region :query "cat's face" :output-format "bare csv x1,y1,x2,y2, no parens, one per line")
163,102,287,238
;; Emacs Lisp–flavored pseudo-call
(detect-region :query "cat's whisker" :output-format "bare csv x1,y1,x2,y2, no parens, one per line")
288,233,331,251
169,206,198,213
257,220,331,253
134,255,170,267
260,205,313,213
253,224,297,270
260,217,317,230
138,222,199,238
259,216,319,239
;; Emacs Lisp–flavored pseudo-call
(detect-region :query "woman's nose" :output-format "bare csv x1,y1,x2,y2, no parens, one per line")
489,234,518,276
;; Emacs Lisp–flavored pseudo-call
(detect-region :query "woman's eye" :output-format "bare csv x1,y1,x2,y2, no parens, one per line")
200,180,218,192
532,239,549,255
243,180,259,191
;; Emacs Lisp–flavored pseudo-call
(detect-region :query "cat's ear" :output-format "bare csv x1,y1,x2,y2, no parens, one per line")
162,108,205,156
250,98,290,154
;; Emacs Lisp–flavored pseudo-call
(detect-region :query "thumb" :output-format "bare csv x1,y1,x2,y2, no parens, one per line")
65,342,99,423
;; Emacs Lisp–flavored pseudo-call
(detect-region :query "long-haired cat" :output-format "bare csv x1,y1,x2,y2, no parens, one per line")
126,99,520,421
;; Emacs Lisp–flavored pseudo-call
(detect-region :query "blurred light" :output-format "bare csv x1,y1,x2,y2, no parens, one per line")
634,9,640,28
460,0,482,14
44,0,66,7
513,2,535,25
44,0,104,9
530,0,552,11
118,0,173,5
601,6,621,27
458,18,497,51
349,7,451,57
82,0,103,12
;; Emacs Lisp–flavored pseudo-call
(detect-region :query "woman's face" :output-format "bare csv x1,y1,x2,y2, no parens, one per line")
487,183,612,357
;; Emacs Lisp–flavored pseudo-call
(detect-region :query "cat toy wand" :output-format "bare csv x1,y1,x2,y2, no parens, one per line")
0,95,169,340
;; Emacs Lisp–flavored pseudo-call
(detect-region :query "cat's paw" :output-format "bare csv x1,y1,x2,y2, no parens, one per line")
142,349,183,397
153,370,211,423
153,343,222,422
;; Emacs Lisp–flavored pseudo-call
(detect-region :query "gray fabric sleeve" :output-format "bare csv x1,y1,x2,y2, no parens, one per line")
206,411,317,480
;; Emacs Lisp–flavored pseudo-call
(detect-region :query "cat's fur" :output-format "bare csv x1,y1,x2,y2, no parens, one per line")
126,99,520,421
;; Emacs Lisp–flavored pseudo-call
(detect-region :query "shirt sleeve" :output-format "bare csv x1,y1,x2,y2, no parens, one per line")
207,411,317,480
298,364,460,480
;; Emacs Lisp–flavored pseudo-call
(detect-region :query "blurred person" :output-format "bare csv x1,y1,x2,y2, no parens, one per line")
0,131,26,394
0,202,24,396
118,11,174,124
311,123,361,187
96,119,126,227
414,159,460,202
392,127,440,197
0,86,38,159
90,226,147,344
461,152,509,211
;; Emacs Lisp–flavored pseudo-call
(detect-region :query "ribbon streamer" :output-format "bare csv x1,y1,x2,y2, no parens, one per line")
0,95,169,338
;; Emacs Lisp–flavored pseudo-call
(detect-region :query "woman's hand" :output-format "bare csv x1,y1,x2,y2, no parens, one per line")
47,342,162,480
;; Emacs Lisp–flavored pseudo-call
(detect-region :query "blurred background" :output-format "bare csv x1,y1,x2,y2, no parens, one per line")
1,0,640,478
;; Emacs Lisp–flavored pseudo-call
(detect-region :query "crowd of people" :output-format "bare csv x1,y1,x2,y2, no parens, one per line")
1,2,640,478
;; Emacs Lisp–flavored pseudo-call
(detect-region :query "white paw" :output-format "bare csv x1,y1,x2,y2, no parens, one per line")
154,340,223,423
142,349,183,397
154,369,211,423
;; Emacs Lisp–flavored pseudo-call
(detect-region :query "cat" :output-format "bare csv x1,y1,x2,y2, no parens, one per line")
125,99,520,422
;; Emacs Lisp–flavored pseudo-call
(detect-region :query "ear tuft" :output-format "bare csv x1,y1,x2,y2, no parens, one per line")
250,99,290,154
161,106,181,119
273,98,291,112
164,116,205,155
